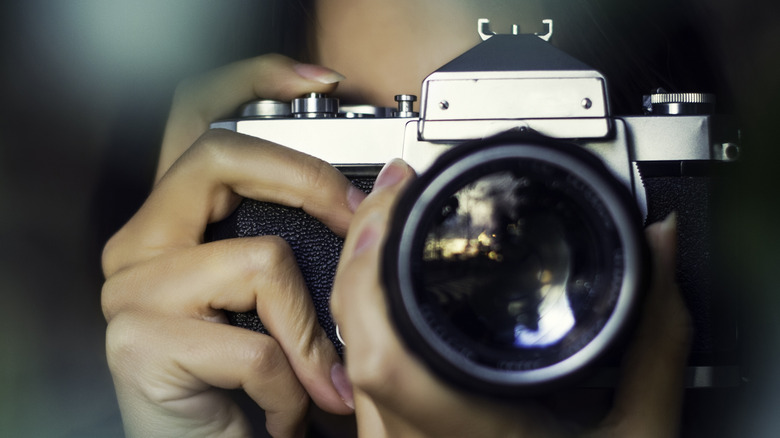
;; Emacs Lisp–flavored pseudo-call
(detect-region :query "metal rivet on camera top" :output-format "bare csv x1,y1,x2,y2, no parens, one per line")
439,100,450,110
719,142,740,161
394,94,419,118
581,98,593,110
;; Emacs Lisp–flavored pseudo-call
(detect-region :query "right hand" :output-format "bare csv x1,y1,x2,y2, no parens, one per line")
101,54,359,438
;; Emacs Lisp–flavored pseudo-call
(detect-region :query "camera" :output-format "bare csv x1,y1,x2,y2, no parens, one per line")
208,20,741,396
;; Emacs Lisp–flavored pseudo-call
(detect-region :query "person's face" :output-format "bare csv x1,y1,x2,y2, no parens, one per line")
312,0,545,106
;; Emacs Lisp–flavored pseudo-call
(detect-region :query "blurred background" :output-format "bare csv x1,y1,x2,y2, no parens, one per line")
0,1,777,437
0,1,279,436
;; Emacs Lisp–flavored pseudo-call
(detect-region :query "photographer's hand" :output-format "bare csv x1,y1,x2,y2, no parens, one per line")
156,53,344,181
331,159,692,438
102,55,358,438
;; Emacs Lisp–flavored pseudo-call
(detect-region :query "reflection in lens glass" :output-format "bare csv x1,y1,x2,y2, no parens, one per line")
390,141,635,386
420,170,604,358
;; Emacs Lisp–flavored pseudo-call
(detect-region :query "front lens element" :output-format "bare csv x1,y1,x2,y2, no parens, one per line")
385,137,645,394
416,165,619,370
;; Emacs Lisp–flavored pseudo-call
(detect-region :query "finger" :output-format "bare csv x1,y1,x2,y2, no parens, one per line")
337,159,416,267
103,237,355,415
103,129,365,275
106,312,308,438
332,160,558,437
335,216,548,436
159,53,344,180
331,159,415,354
331,159,423,408
600,213,693,438
330,159,476,412
352,390,387,438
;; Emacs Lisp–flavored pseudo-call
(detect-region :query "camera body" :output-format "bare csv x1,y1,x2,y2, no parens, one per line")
209,26,740,395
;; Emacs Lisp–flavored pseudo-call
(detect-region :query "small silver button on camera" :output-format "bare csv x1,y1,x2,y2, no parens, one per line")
393,94,419,118
292,93,339,118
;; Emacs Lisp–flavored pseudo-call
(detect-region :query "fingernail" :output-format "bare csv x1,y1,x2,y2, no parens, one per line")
347,185,367,213
374,159,409,191
293,63,346,84
331,362,354,410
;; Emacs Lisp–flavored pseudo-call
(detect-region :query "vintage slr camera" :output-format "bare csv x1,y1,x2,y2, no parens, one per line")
208,20,741,397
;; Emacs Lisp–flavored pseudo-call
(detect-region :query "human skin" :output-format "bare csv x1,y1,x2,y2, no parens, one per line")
102,1,693,437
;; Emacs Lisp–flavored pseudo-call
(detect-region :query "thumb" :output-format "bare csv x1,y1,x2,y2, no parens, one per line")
598,213,692,438
159,53,345,180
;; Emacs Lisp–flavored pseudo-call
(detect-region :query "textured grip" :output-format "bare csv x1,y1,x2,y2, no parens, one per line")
205,178,375,355
643,175,714,353
639,163,736,361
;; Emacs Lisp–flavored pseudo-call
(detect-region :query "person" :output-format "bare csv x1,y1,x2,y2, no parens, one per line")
101,1,695,436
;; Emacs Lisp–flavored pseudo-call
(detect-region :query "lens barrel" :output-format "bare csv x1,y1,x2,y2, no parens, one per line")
383,133,648,396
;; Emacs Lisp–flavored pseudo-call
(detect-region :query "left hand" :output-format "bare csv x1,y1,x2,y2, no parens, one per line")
330,159,692,438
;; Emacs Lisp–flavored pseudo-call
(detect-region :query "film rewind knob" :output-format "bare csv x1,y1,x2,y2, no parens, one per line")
643,91,715,116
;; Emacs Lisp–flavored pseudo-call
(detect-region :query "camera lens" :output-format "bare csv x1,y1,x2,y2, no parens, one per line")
384,134,647,396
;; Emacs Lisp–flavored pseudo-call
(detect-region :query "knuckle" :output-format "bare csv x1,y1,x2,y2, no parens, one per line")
105,315,199,407
234,237,331,365
101,225,138,278
181,129,243,179
101,263,148,322
242,336,289,378
190,129,231,162
105,313,149,375
347,345,400,395
240,235,295,276
262,235,295,265
100,275,122,321
297,156,334,191
100,233,122,277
